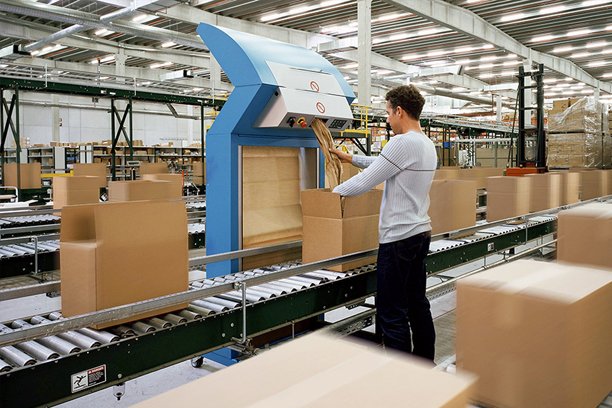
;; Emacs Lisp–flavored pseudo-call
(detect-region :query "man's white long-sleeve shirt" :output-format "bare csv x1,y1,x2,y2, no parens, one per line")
332,131,437,244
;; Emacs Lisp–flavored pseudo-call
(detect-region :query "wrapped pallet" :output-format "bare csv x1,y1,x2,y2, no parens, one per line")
547,97,607,168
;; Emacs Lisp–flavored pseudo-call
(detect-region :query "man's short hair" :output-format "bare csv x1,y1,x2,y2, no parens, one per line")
385,85,425,120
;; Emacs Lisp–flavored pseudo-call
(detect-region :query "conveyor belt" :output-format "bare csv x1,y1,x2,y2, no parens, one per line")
0,222,207,277
0,262,359,369
0,214,61,228
0,199,607,407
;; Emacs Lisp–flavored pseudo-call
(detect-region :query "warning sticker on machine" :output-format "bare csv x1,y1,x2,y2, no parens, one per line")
71,364,107,393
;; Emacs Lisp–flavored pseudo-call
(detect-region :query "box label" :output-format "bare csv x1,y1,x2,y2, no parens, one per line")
71,364,107,393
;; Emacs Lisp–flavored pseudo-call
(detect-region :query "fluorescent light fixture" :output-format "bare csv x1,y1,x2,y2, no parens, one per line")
478,63,495,69
374,12,409,22
192,87,203,92
91,55,115,64
479,73,494,79
418,28,443,36
150,61,172,69
482,44,495,49
262,0,349,22
586,41,607,48
570,51,592,58
503,60,521,66
581,89,594,94
540,5,567,14
452,87,467,92
427,50,445,57
321,25,357,34
99,76,109,80
36,44,66,56
501,13,526,22
94,29,114,36
543,78,558,83
132,14,157,23
389,33,410,41
343,62,358,69
454,58,472,65
532,34,556,42
603,72,612,77
587,60,608,67
567,29,592,37
376,69,394,75
0,64,8,68
607,25,612,30
564,78,574,81
454,46,476,53
401,54,420,61
480,55,499,61
500,70,516,76
161,41,176,48
553,45,574,53
582,0,610,6
261,13,283,22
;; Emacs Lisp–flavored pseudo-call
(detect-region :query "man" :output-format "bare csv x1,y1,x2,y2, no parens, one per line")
330,84,437,361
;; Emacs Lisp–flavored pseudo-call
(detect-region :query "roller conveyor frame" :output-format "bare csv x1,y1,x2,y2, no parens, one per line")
0,197,608,407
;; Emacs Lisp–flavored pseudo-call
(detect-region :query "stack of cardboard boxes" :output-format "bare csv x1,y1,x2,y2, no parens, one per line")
547,97,607,168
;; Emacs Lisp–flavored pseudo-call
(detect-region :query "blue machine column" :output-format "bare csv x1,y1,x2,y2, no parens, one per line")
197,23,355,279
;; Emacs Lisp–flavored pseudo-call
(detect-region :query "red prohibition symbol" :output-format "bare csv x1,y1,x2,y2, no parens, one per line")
316,102,326,114
309,80,320,92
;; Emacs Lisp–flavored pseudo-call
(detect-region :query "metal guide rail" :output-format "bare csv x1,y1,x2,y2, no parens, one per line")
0,198,608,407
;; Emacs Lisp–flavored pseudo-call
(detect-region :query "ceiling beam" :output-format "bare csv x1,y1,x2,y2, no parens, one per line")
13,57,232,91
0,18,212,69
383,0,612,93
160,4,333,49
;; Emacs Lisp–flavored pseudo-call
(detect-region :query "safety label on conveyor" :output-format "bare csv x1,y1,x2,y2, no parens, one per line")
71,364,107,393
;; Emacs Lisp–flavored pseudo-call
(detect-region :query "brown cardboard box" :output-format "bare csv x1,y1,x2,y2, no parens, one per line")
60,200,188,329
553,171,580,205
301,189,382,272
108,180,176,202
456,260,612,408
557,203,612,269
72,163,107,188
525,173,561,212
192,161,206,185
486,176,531,222
135,332,476,408
429,180,476,234
139,162,168,175
142,174,183,198
3,163,41,189
53,176,101,210
459,167,505,189
433,167,460,180
340,162,360,183
580,170,605,199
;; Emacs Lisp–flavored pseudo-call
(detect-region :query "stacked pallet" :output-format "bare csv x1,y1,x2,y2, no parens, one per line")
547,97,610,168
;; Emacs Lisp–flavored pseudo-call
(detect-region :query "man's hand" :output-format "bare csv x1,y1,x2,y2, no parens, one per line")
329,148,353,164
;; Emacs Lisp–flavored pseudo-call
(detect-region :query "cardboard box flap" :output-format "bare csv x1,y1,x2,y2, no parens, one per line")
459,260,612,303
60,204,97,242
53,176,102,190
301,189,382,218
560,203,612,218
301,189,343,218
